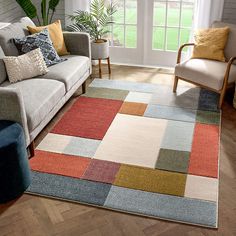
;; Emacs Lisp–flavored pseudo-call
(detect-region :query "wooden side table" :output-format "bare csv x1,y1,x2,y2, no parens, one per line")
91,40,111,78
97,57,111,78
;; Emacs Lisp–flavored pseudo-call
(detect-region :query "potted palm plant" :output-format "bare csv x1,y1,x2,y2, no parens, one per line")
68,0,117,60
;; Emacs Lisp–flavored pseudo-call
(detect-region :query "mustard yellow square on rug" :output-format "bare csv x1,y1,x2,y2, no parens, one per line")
114,164,187,196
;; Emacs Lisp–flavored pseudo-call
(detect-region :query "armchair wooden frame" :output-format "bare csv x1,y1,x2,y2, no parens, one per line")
173,43,236,108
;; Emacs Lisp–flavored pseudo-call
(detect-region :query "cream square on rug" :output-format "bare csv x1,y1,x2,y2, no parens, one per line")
93,114,168,168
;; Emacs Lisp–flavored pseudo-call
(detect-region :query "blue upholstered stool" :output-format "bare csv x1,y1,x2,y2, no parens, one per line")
0,120,31,203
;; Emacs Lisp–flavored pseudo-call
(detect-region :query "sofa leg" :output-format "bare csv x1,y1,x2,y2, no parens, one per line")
173,76,179,93
82,81,86,94
29,141,35,158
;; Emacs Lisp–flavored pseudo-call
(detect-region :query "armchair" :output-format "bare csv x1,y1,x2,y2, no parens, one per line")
173,22,236,108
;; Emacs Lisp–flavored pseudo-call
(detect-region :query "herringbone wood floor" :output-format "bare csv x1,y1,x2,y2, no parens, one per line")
1,65,236,236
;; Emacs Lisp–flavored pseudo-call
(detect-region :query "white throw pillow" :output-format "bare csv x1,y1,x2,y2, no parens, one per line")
3,48,49,83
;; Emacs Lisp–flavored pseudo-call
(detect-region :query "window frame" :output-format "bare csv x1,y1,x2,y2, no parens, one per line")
152,0,195,52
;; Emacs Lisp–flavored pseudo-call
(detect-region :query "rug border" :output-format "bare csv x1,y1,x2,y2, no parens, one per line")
25,191,218,229
215,110,222,228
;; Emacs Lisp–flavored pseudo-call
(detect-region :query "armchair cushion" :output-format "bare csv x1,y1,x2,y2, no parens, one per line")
175,59,236,91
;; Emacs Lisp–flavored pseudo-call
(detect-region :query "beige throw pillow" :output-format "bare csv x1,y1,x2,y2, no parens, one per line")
3,48,48,83
27,20,69,56
192,27,230,62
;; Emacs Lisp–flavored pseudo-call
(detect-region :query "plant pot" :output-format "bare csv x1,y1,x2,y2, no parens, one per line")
91,39,109,60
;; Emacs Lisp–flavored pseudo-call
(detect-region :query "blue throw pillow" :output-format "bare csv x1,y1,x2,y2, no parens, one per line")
14,28,65,67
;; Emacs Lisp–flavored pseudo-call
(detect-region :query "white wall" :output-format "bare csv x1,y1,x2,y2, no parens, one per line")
65,0,90,26
222,0,236,24
0,0,65,28
31,0,65,27
0,0,24,22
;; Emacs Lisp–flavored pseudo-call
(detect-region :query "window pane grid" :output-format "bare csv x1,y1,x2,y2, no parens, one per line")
153,0,195,52
110,0,137,48
109,0,194,51
113,23,137,26
153,26,192,29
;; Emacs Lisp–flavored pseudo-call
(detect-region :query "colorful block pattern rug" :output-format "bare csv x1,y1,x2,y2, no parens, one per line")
27,79,221,228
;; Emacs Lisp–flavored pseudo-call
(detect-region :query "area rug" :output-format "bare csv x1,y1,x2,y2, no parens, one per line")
27,79,221,228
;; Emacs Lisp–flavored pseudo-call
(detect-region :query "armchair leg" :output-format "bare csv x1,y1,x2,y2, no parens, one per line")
173,76,179,93
29,141,35,158
82,81,86,94
218,88,227,109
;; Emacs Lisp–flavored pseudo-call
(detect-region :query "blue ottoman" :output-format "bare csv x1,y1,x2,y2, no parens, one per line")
0,120,31,203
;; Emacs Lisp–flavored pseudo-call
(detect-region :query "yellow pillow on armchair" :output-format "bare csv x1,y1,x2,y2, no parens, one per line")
27,20,69,56
192,27,230,62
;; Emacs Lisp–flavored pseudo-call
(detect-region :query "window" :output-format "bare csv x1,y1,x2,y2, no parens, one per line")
108,0,196,66
109,0,137,48
152,0,195,51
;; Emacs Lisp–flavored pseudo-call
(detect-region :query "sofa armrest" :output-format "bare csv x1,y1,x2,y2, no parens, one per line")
63,32,91,59
0,87,30,146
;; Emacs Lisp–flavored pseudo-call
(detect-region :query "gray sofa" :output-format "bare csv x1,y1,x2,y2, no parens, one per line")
0,17,92,156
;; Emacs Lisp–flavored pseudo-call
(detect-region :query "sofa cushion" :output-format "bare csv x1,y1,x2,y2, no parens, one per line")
0,46,6,84
175,58,236,91
0,17,35,56
1,79,65,131
41,55,91,91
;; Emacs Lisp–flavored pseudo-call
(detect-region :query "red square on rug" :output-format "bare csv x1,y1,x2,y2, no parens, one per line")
82,159,121,184
51,97,123,140
188,123,219,178
30,150,91,178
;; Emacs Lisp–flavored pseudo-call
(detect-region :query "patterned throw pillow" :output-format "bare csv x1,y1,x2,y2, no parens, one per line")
14,28,65,66
3,48,49,83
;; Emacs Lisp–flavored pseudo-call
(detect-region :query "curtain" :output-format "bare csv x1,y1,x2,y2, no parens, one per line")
184,0,225,59
65,0,91,26
193,0,225,29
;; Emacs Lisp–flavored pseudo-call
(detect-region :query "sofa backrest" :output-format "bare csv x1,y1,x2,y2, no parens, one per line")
0,46,6,84
212,21,236,62
0,17,35,56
